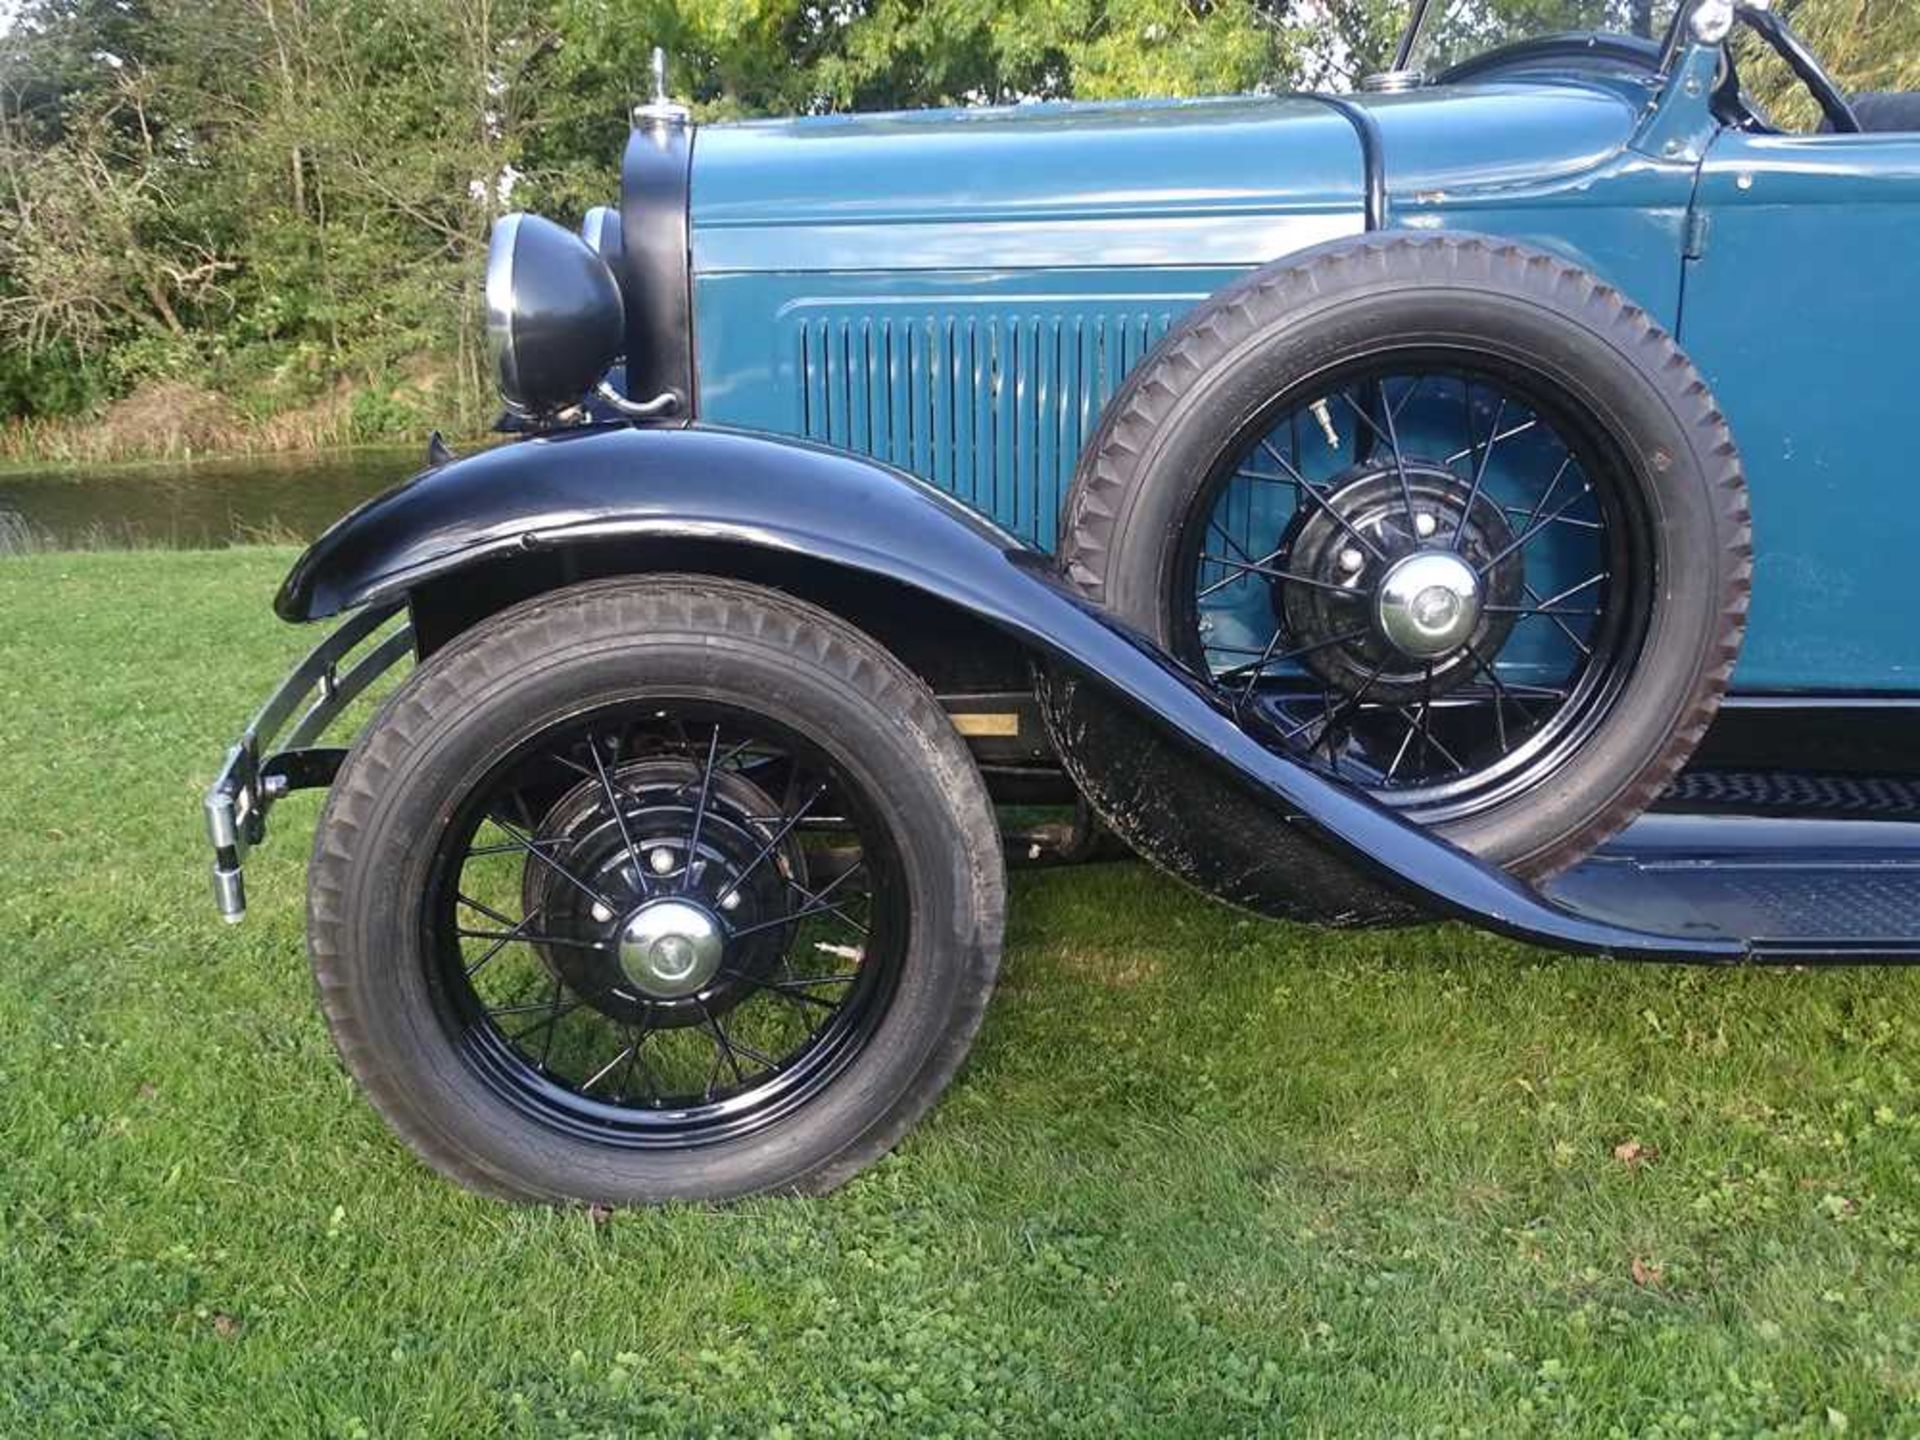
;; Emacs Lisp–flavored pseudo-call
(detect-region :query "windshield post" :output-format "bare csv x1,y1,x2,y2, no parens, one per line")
1394,0,1439,71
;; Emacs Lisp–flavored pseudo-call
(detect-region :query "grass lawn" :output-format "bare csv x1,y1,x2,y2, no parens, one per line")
3,549,1920,1437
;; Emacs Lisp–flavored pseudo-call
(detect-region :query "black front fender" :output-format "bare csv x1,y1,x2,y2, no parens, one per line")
278,423,1741,962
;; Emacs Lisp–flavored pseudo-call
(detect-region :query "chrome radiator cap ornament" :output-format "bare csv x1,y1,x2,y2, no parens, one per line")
633,46,691,127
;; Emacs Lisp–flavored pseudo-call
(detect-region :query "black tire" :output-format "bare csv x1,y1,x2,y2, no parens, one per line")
1062,233,1751,877
306,576,1004,1206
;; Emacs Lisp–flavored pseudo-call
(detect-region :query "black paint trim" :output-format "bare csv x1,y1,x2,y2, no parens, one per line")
1694,695,1920,779
618,117,696,419
1312,95,1387,232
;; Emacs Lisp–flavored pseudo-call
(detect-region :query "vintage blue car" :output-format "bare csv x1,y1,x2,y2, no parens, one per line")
205,0,1920,1205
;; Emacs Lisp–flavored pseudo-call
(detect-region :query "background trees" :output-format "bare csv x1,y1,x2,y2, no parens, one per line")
0,0,1907,448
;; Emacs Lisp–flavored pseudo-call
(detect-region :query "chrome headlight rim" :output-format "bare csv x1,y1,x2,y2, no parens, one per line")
485,212,526,414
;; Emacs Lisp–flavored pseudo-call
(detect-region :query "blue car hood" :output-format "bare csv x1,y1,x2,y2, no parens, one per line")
689,93,1366,273
688,78,1645,274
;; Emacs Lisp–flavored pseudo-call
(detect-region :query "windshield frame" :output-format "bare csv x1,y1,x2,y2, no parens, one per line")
1393,0,1694,78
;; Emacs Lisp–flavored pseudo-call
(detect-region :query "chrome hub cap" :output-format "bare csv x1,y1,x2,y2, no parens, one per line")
618,899,725,999
1376,551,1482,659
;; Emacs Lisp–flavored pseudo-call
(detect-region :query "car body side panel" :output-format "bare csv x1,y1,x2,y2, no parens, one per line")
1679,129,1920,692
691,76,1685,556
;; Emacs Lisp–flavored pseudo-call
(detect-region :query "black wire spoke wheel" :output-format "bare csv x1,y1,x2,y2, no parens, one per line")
308,577,1004,1205
431,701,905,1148
1176,356,1643,823
1062,237,1750,876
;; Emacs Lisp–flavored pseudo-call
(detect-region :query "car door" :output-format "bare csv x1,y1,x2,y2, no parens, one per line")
1678,123,1920,693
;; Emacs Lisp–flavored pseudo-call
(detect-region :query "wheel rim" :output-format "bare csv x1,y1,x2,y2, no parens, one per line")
1173,351,1654,824
421,699,907,1149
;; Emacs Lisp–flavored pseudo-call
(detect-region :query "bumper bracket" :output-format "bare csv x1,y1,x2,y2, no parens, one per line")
203,602,412,922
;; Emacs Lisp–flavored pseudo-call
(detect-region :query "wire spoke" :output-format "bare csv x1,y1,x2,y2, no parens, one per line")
457,891,521,931
1443,417,1537,468
1220,626,1369,697
582,1040,640,1095
462,904,546,978
728,860,870,941
455,927,610,952
1463,645,1542,754
587,731,651,898
1256,440,1390,562
717,783,825,906
1451,397,1507,552
465,837,575,857
1341,384,1417,527
679,725,722,894
615,1020,655,1104
1502,502,1597,531
716,1028,782,1071
1386,707,1421,783
488,998,576,1018
718,968,848,1015
1484,605,1603,618
1196,552,1363,600
701,1004,748,1088
1477,486,1594,574
1518,454,1577,534
1398,684,1468,776
1531,571,1609,612
1334,387,1413,527
1390,374,1428,426
1208,521,1261,567
496,806,617,912
773,971,862,988
1282,655,1388,753
1515,578,1600,657
494,981,579,1053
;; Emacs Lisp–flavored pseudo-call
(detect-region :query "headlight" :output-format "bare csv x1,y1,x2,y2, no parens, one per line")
485,212,625,417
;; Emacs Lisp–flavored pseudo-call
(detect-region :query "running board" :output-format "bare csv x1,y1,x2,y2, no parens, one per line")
1547,811,1920,963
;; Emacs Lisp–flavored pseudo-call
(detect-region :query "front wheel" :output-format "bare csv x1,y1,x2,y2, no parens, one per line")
1062,234,1752,878
307,576,1004,1205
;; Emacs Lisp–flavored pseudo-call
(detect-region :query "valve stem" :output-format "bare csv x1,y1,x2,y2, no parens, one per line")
1310,398,1340,450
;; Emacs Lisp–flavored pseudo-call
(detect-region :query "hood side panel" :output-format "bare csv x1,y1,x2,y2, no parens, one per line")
697,267,1247,549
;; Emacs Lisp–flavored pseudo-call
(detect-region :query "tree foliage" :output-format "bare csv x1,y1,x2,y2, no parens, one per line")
0,0,1908,437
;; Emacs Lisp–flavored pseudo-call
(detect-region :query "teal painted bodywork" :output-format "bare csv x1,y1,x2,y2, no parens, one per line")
678,41,1920,695
1681,128,1920,690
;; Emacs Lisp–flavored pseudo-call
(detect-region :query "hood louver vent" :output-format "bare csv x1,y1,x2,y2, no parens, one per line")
795,308,1175,550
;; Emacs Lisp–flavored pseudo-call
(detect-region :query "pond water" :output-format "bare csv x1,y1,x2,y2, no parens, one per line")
0,446,423,551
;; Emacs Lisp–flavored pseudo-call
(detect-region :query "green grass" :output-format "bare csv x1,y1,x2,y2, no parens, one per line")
3,550,1920,1437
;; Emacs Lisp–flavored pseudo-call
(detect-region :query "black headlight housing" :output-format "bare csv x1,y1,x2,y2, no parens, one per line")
485,213,626,418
